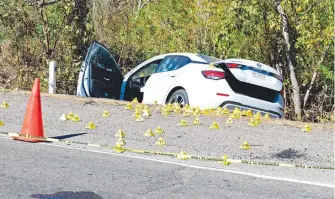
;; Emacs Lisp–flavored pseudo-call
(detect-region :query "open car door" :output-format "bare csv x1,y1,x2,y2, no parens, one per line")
77,41,123,99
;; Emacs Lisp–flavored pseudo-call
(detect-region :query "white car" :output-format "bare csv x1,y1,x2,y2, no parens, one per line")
77,41,285,118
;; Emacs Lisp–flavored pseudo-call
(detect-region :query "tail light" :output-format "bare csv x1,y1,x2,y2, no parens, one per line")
227,63,241,68
202,70,225,80
280,87,285,111
280,87,284,96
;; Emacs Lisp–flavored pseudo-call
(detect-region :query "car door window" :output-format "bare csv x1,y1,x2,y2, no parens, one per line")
89,43,120,80
155,56,191,73
131,61,160,80
84,41,123,99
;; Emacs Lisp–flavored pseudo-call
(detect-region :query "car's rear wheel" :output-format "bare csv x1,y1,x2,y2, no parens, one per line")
167,89,189,108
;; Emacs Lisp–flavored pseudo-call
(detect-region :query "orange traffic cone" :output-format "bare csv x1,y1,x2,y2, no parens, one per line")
13,78,44,142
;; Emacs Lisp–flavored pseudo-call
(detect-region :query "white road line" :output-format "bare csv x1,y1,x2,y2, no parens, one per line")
41,141,335,188
1,136,334,189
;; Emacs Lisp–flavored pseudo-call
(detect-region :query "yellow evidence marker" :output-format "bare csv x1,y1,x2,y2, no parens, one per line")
155,126,164,134
177,150,190,160
125,103,133,110
174,107,181,114
233,107,241,114
221,155,231,165
231,112,241,119
248,118,260,127
113,143,125,153
215,107,223,116
166,103,173,111
253,111,262,120
193,109,201,116
144,128,155,137
240,141,251,150
0,120,4,126
0,101,9,108
142,108,151,117
173,102,181,109
245,109,253,117
115,129,125,138
155,137,166,146
178,119,188,126
222,107,229,114
116,137,126,146
183,104,190,111
161,109,171,116
210,121,220,129
135,115,144,122
183,111,191,117
132,109,141,117
71,114,81,122
301,124,312,132
226,116,233,124
263,113,271,120
102,110,110,117
135,103,143,111
192,117,201,125
85,121,96,129
66,111,74,120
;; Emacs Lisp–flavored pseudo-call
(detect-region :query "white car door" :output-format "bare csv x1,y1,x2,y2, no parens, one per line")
142,55,192,104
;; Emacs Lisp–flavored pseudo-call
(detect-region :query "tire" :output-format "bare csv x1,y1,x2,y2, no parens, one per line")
167,89,189,108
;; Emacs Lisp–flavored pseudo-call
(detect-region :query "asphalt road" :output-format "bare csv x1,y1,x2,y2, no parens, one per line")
0,138,333,199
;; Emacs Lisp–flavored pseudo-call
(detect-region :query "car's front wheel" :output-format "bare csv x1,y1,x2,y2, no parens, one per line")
167,89,189,108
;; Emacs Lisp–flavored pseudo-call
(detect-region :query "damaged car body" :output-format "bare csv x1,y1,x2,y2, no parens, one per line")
77,41,285,118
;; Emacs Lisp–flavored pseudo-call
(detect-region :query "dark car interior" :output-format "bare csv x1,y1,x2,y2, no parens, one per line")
123,59,162,102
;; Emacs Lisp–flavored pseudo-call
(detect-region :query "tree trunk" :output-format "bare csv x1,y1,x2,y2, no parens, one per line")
303,44,330,108
274,0,302,120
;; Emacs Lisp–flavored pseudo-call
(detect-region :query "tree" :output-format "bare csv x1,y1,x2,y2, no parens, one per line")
274,0,302,120
0,0,333,121
0,0,89,93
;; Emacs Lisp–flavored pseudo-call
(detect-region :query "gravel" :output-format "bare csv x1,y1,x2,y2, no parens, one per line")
0,91,334,167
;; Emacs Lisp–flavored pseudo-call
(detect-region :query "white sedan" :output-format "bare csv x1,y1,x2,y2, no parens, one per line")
77,41,285,118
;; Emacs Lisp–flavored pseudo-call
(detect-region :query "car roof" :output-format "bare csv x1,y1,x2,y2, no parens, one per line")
151,54,280,77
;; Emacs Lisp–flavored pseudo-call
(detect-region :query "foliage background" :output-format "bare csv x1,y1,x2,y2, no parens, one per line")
0,0,333,122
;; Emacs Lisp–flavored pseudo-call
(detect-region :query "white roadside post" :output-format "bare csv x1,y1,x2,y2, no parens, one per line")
48,61,57,94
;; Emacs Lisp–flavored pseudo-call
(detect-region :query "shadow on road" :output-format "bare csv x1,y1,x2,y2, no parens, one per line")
31,191,102,199
50,133,87,140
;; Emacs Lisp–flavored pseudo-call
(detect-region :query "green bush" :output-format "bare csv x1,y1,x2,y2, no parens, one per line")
0,0,333,122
